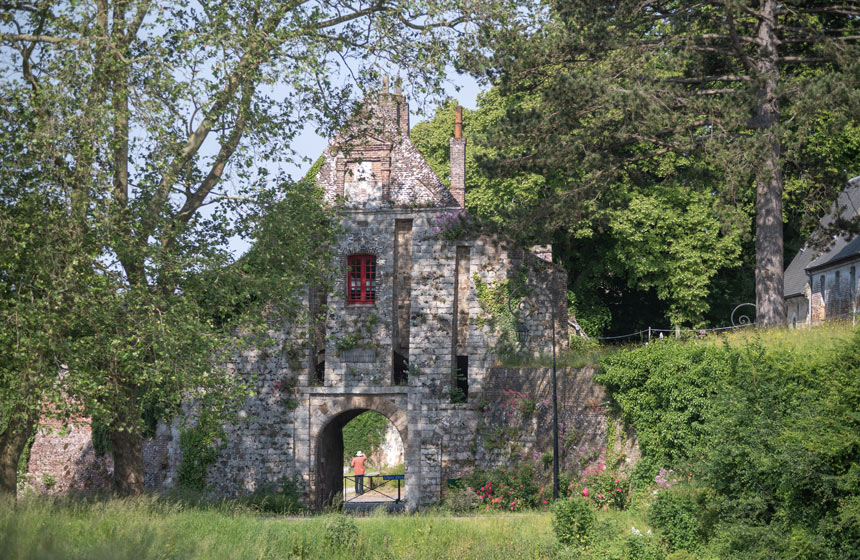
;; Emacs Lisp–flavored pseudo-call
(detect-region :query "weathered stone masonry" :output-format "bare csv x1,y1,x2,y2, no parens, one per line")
29,91,618,507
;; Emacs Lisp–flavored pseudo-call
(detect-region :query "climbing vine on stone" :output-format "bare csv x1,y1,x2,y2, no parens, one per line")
472,269,527,357
177,412,226,490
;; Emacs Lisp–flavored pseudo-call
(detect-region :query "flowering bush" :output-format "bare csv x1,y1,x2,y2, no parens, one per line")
500,389,538,419
431,209,470,240
565,459,631,510
470,398,490,413
654,468,677,489
466,465,549,511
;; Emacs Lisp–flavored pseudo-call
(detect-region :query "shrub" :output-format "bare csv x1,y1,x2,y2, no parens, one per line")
648,488,703,552
234,476,305,514
342,410,389,463
177,412,225,491
597,341,730,485
323,514,358,550
552,496,596,547
464,465,546,510
600,325,860,559
626,531,666,560
445,487,480,513
577,466,631,511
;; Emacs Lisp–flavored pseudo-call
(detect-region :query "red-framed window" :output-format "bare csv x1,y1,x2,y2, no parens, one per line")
347,255,376,304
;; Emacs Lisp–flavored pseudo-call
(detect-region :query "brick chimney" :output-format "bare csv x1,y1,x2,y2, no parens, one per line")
449,105,466,208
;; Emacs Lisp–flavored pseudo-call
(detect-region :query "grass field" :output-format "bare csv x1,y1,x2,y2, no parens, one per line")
0,496,569,560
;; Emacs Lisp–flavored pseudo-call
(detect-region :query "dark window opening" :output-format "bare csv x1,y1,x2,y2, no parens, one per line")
311,288,327,385
314,350,325,385
393,351,408,385
347,255,376,304
451,355,468,403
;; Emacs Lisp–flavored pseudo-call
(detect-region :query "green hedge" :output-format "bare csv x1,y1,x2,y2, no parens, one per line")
597,326,860,559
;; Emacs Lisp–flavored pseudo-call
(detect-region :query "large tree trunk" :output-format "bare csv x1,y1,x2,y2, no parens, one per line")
109,384,145,496
753,0,787,327
0,410,37,498
110,425,144,496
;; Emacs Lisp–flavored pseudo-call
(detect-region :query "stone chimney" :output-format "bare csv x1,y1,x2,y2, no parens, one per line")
374,76,409,136
395,78,409,135
449,105,466,208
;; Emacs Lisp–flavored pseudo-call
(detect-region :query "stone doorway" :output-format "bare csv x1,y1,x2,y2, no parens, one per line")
313,400,407,508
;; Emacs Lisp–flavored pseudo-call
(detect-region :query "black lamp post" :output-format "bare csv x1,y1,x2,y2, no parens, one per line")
508,285,559,501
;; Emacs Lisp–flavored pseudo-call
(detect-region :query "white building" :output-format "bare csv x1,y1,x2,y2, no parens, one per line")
784,176,860,326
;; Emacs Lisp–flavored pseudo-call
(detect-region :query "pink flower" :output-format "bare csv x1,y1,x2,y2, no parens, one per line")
543,500,548,504
581,488,589,497
615,488,622,492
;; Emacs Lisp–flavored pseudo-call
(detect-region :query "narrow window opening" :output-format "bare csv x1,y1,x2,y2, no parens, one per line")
312,289,327,385
393,351,408,386
451,356,468,403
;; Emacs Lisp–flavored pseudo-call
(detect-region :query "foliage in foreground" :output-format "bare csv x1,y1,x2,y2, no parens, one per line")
597,324,860,559
0,496,562,560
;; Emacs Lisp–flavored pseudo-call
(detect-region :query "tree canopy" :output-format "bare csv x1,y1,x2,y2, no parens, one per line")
465,0,860,327
413,89,750,331
0,0,467,495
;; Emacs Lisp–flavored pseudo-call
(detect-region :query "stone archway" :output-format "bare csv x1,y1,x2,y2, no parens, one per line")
310,395,408,508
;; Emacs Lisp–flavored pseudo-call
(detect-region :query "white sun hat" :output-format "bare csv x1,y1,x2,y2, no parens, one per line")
356,451,364,456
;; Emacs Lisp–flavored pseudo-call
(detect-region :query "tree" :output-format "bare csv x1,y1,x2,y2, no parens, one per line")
469,0,860,326
413,89,747,330
0,0,465,496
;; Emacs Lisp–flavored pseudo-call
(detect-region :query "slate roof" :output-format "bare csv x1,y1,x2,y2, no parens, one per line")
784,176,860,297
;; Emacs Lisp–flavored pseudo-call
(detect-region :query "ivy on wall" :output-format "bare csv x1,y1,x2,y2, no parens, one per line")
472,268,528,357
177,411,226,490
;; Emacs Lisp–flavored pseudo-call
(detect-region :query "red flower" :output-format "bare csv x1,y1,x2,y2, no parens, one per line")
582,488,589,497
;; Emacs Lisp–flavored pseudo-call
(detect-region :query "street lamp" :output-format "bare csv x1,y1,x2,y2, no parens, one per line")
508,284,560,501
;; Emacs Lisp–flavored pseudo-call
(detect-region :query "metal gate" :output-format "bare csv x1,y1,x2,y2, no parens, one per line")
342,473,404,504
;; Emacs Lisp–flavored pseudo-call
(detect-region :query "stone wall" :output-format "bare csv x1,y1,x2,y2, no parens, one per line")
24,92,584,508
27,418,112,495
438,366,638,485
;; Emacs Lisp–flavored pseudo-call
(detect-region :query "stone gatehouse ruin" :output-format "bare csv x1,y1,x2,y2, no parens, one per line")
28,90,618,508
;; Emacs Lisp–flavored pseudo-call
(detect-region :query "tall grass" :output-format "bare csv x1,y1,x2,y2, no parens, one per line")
0,496,562,560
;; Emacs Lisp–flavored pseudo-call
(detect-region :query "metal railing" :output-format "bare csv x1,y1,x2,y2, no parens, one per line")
342,473,403,504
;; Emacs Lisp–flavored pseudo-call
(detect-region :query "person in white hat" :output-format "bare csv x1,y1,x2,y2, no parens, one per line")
351,451,368,495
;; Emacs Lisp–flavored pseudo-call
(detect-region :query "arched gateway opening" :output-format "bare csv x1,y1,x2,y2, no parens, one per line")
314,405,407,508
